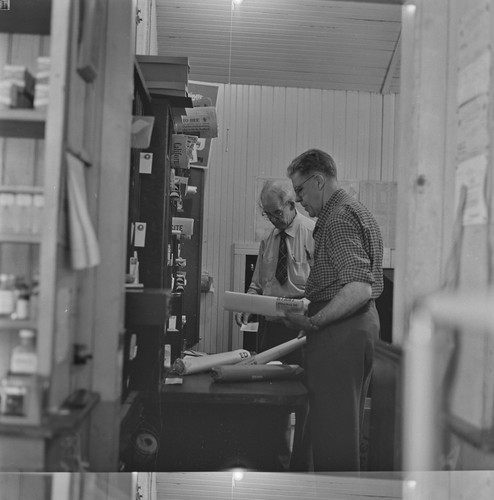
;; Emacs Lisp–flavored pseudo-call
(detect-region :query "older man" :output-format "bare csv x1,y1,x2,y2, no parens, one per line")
235,179,315,365
284,149,384,472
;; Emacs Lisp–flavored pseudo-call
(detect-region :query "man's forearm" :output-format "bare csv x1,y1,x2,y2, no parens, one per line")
309,282,372,329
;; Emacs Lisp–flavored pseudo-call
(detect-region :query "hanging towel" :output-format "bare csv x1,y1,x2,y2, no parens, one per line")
66,152,101,270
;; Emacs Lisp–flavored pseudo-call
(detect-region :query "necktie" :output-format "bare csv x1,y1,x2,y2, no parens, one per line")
275,231,288,285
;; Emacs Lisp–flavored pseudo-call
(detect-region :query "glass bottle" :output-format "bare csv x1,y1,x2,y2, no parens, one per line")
0,274,16,318
13,277,30,320
10,329,38,375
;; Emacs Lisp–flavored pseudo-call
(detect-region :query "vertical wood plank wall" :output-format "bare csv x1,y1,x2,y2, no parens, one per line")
198,84,399,354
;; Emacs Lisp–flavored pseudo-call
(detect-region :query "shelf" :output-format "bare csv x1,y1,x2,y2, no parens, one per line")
0,391,100,439
0,233,41,244
0,319,37,330
0,0,51,35
0,185,44,194
0,109,46,139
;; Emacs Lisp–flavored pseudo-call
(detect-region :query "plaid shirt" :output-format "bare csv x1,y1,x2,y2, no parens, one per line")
305,188,383,303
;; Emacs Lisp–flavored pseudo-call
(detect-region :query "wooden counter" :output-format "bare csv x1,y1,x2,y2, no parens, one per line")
131,373,308,472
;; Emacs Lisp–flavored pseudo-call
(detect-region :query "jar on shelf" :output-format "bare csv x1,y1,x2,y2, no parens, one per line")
0,274,16,318
13,277,30,320
9,328,37,375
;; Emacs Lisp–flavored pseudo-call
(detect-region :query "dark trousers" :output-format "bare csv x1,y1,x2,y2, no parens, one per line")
304,300,379,471
257,317,305,471
257,318,304,366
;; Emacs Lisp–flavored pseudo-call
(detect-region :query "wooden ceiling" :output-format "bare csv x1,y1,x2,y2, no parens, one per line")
155,0,403,94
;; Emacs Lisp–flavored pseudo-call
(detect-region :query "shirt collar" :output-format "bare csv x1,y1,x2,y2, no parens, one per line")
274,211,299,238
314,188,347,234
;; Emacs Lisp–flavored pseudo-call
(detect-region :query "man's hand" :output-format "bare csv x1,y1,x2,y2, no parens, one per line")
234,312,251,327
283,311,311,335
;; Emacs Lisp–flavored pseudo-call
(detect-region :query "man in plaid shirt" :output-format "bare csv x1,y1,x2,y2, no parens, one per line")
284,149,383,472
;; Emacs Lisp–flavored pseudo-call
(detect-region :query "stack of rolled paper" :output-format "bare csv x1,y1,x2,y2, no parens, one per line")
211,364,303,383
171,348,251,375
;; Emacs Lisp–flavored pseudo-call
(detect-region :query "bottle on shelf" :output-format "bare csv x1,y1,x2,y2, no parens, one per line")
0,273,16,318
30,274,39,320
13,276,30,320
9,329,38,375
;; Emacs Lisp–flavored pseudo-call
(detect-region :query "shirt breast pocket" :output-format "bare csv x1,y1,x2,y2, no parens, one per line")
291,261,311,287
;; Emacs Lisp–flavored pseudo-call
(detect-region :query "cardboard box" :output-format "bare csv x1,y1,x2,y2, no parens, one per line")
136,55,189,87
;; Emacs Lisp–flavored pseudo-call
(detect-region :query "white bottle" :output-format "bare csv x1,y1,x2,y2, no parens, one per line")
10,329,38,375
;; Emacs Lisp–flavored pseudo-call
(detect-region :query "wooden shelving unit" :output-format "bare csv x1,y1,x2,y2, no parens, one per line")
0,0,135,471
0,109,46,138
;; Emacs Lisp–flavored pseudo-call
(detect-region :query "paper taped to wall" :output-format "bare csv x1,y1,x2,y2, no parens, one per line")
223,291,306,317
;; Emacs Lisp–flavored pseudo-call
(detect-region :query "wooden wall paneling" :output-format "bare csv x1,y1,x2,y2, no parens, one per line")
215,85,233,352
246,84,262,239
393,95,400,183
232,84,248,243
369,92,383,181
320,89,334,154
205,84,227,354
348,91,361,180
284,87,299,167
258,86,275,177
308,88,324,151
381,93,397,182
272,86,287,174
357,91,372,180
332,89,347,174
220,85,240,351
201,85,224,353
295,88,309,154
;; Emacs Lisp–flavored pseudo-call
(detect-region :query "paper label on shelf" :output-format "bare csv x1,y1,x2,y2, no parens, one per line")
139,152,153,174
164,344,171,369
134,222,147,247
171,217,194,236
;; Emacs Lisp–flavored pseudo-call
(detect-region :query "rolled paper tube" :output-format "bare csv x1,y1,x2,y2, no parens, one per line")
241,336,307,365
172,348,251,375
211,364,304,383
223,291,306,317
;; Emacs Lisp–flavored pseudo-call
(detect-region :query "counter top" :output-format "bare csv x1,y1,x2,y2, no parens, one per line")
160,372,307,407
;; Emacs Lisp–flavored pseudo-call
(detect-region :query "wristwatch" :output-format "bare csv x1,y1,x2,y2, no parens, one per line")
308,315,319,331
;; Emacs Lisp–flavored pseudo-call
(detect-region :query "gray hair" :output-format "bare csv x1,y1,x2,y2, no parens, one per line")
287,149,338,179
259,179,296,210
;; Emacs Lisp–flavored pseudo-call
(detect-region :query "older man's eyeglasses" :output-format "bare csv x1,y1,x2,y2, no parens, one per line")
261,203,287,220
293,174,316,197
